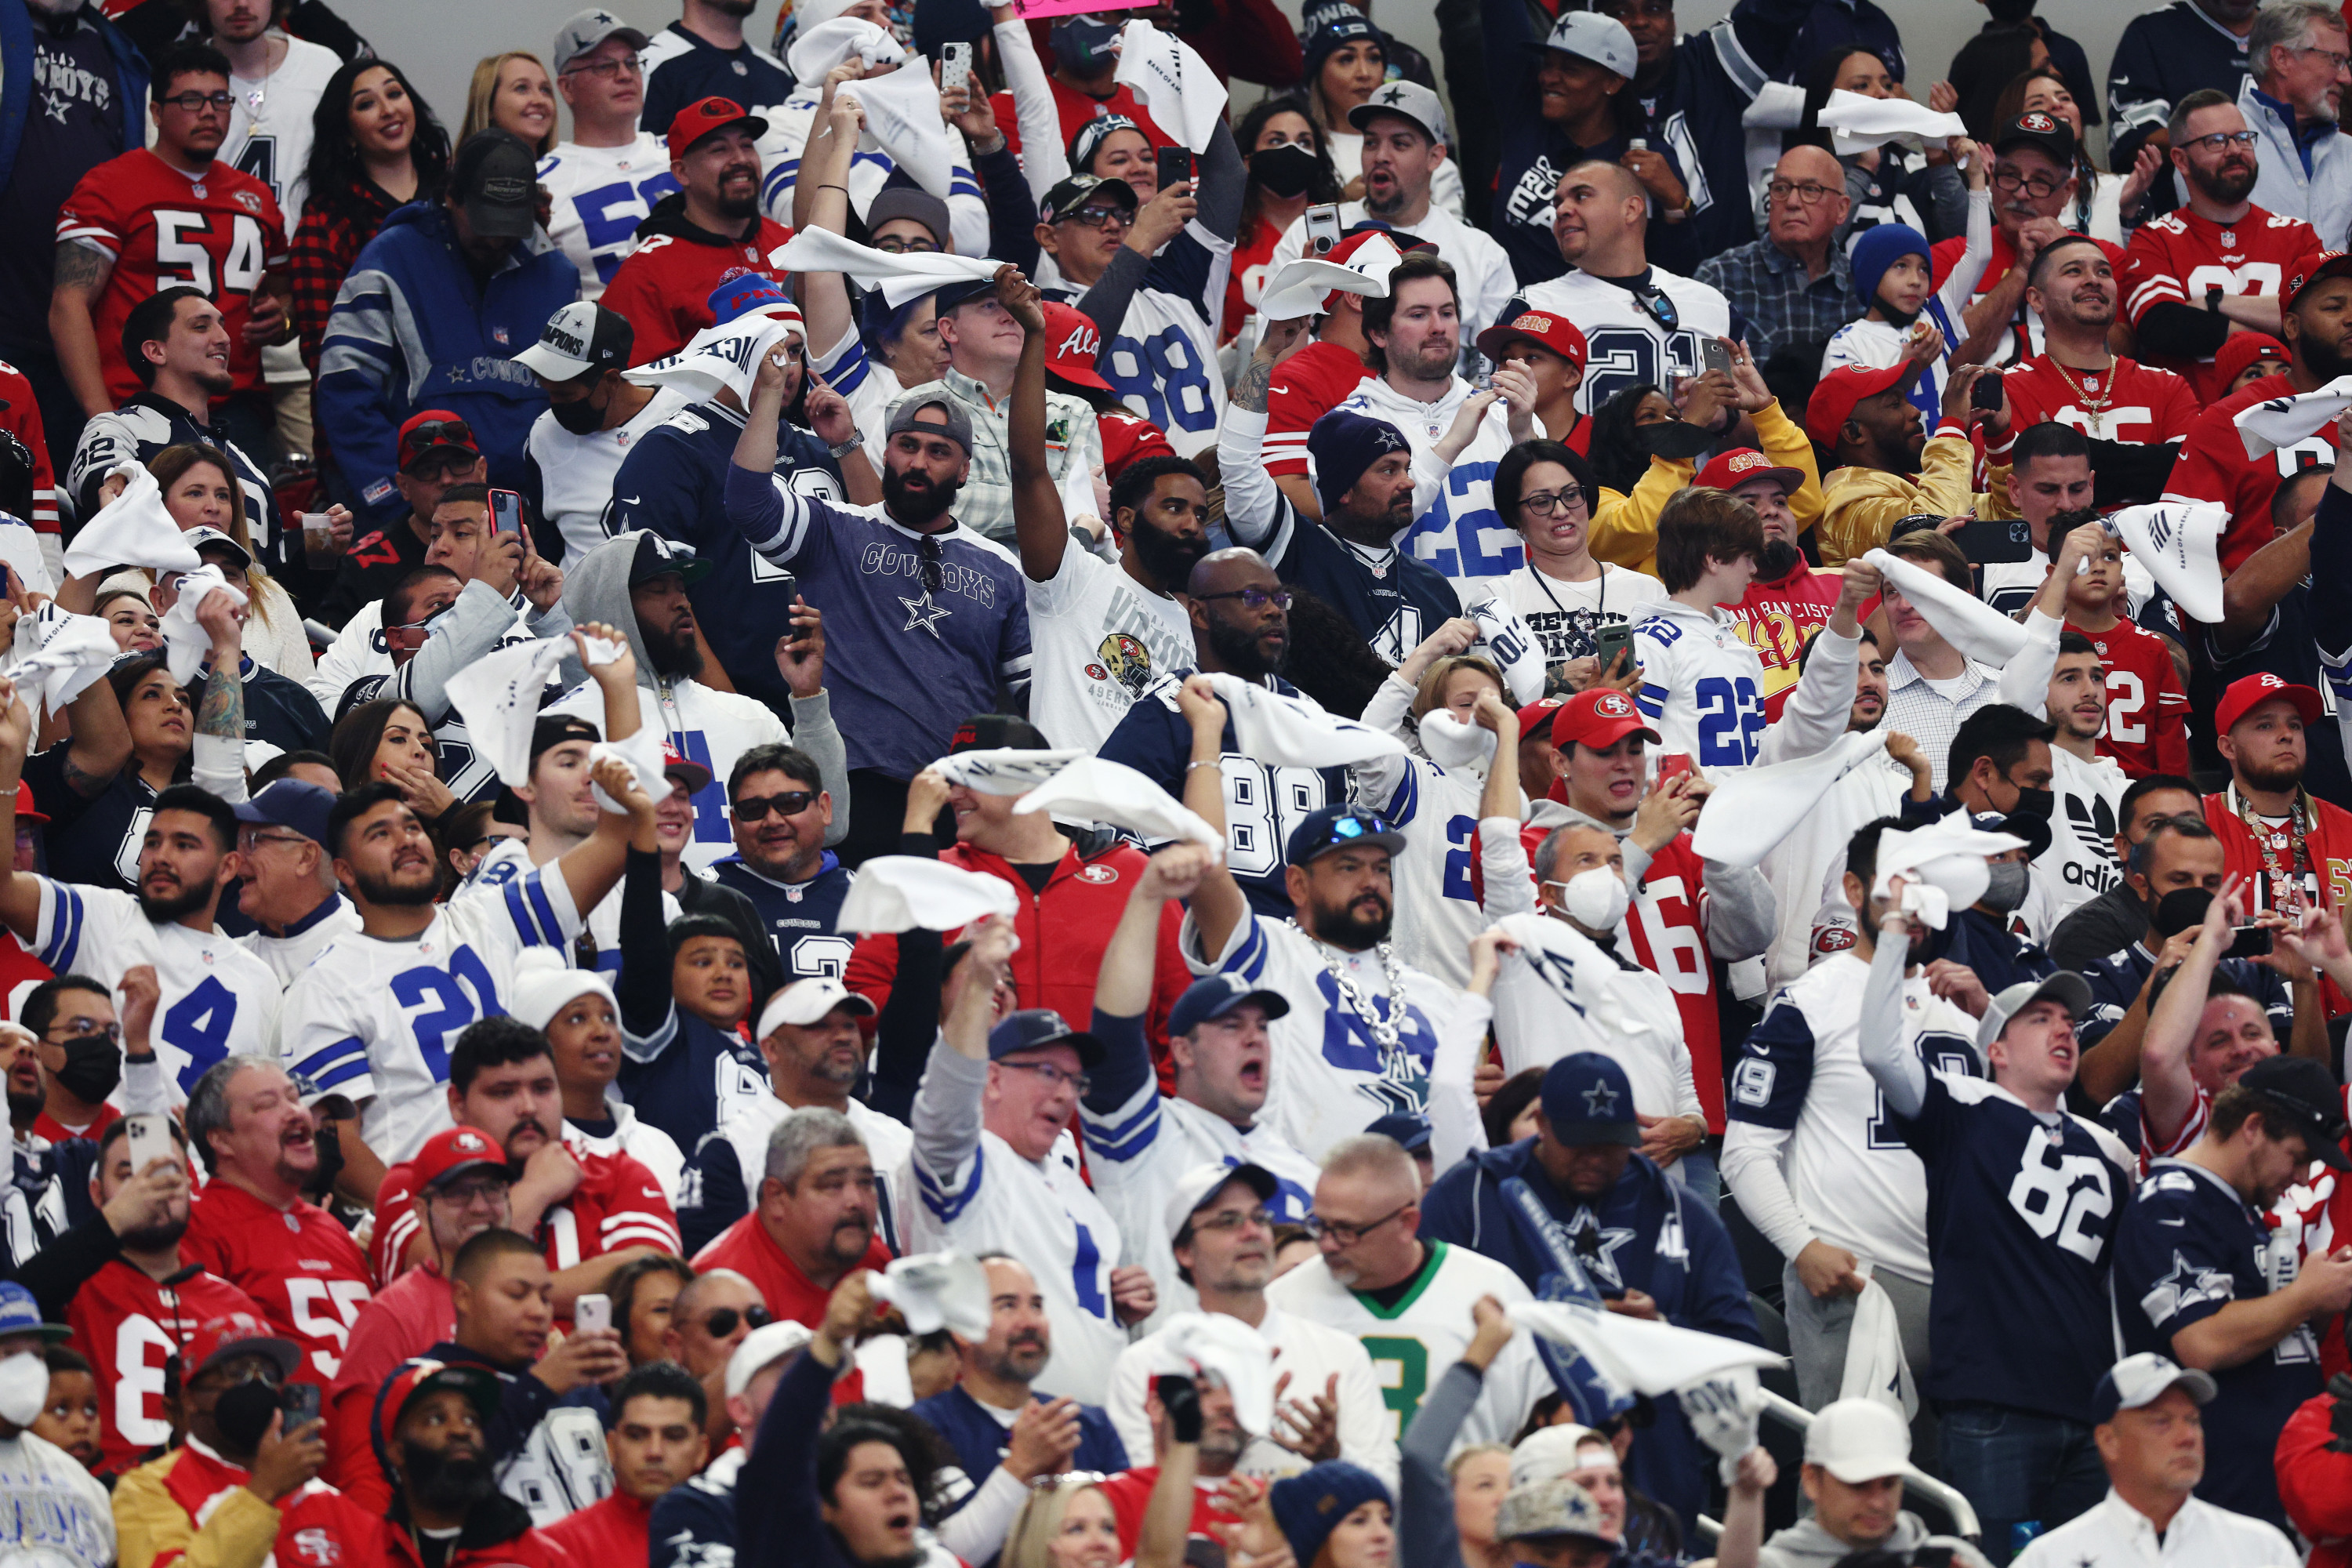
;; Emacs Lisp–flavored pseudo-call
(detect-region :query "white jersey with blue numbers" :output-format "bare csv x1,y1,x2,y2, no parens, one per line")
280,862,586,1162
1094,279,1230,459
1334,376,1519,590
223,33,340,223
547,675,789,869
1722,951,1980,1280
31,880,281,1106
1346,673,1499,988
1517,264,1743,417
463,838,679,979
1632,599,1769,771
537,135,682,299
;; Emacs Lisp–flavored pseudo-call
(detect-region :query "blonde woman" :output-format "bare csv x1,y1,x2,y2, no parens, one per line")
462,52,557,154
1002,1375,1202,1568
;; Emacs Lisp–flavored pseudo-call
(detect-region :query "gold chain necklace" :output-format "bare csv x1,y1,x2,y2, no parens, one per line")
2044,354,2115,437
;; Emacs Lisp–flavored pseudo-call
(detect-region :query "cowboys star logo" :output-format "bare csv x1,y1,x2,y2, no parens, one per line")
901,593,952,637
1582,1079,1620,1118
2139,1250,2234,1322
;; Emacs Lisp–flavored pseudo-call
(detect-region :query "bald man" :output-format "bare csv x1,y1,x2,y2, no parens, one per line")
1696,147,1866,364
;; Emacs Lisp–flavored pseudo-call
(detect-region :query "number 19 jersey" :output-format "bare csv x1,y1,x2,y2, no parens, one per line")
279,861,584,1162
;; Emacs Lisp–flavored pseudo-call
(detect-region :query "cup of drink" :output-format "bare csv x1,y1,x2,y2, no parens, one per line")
300,512,334,570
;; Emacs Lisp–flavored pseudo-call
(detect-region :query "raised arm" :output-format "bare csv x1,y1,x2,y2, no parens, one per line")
552,739,660,920
0,680,46,943
1859,893,1928,1117
724,347,828,565
1177,677,1248,962
1098,845,1212,1018
2140,874,2240,1150
998,265,1070,583
794,74,867,362
1218,318,1310,550
1131,1381,1205,1568
777,598,852,848
190,587,249,804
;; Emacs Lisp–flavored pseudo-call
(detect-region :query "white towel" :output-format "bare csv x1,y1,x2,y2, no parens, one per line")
62,463,201,580
1014,753,1222,850
1838,1273,1919,1421
625,308,804,405
1679,1370,1768,1482
0,518,53,597
786,16,904,82
871,1250,991,1338
1258,256,1387,322
768,227,1004,309
934,746,1087,795
835,855,1021,933
2108,502,2227,624
1112,20,1225,154
2234,372,2352,458
157,565,249,684
443,637,574,788
1416,710,1492,770
1870,818,2025,927
5,603,118,721
1495,912,1662,1041
1691,731,1891,869
590,720,666,814
1818,89,1969,156
839,57,960,201
1508,1300,1784,1405
1204,673,1406,767
1742,80,1809,131
1142,1312,1276,1436
1864,547,2027,667
1467,592,1546,705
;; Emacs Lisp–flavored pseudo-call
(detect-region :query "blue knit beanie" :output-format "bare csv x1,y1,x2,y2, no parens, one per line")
1270,1462,1392,1568
1849,223,1929,311
1307,408,1412,518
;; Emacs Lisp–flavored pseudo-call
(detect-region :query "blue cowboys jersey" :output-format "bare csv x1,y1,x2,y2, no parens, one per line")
710,852,857,982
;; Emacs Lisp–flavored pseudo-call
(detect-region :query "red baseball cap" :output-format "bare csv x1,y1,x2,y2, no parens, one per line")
1550,687,1658,751
1805,361,1918,449
1695,447,1802,496
14,782,45,827
667,96,768,162
662,742,714,795
412,1125,507,1191
2216,673,2322,735
1040,303,1112,393
396,410,480,475
1474,308,1588,373
182,1308,299,1383
2212,332,2289,390
2286,251,2352,311
375,1359,503,1472
1515,696,1566,736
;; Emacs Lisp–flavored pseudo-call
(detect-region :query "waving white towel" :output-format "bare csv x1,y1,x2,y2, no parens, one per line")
1495,912,1662,1042
769,227,1004,309
836,855,1021,933
1204,673,1406,767
934,746,1087,795
1692,731,1891,869
626,308,804,404
2234,372,2352,459
157,565,249,684
1143,1312,1276,1436
5,603,118,722
1256,256,1390,322
2107,502,2227,624
1509,1300,1784,1404
839,57,960,201
445,637,574,788
1014,753,1222,850
1818,89,1969,156
1864,547,2027,667
786,16,904,81
1467,592,1546,704
1113,21,1225,154
1839,1272,1919,1421
1870,818,2025,927
871,1250,991,1338
63,463,202,580
1416,710,1493,770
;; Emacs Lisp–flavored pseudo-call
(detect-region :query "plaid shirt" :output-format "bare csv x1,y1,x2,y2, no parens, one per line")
891,368,1103,546
1883,651,2000,796
1694,238,1866,365
289,174,402,370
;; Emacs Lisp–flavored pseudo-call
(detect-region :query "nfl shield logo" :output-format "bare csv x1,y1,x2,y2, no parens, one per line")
493,326,510,345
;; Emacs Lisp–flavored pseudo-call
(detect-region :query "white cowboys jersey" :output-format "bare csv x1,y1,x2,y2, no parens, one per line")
538,134,682,299
548,673,789,869
526,385,691,565
223,34,341,224
1334,375,1519,589
1095,278,1230,459
1632,599,1769,771
31,880,281,1105
1757,750,1912,990
280,859,586,1161
1519,265,1740,416
1025,541,1198,753
68,405,278,568
1347,675,1500,989
463,837,679,981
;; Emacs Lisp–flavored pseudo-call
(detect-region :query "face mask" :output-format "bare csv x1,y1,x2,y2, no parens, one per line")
1980,860,2030,914
549,386,606,435
1548,866,1630,931
0,1352,45,1428
1250,142,1323,199
420,604,457,643
2006,786,2054,822
2153,887,2213,937
212,1375,281,1453
53,1036,120,1105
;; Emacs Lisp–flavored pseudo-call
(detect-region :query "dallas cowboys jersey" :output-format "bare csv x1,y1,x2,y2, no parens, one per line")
1220,460,1462,666
2078,946,2292,1056
1515,266,1744,416
710,854,857,983
2116,1156,2318,1526
523,385,691,567
757,84,988,259
1895,1072,2134,1421
547,675,789,870
1046,230,1232,459
464,837,679,980
1333,376,1519,588
1632,599,1769,771
1725,952,1981,1280
280,860,584,1162
31,879,280,1104
538,135,682,299
1351,752,1493,989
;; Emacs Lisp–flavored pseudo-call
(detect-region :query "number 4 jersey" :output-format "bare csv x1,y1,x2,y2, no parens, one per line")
56,147,288,405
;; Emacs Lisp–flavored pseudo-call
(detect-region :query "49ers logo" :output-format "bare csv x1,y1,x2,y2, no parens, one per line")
1591,691,1636,719
1076,864,1120,884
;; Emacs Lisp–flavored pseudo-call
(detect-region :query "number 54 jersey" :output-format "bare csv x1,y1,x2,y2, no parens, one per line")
280,860,586,1163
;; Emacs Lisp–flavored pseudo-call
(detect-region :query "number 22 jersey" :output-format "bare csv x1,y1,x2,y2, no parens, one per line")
1632,599,1769,771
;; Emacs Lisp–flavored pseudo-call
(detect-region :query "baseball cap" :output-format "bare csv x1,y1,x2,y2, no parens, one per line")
2090,1353,2217,1424
1803,1397,1911,1483
1474,308,1588,373
1494,1477,1611,1544
1167,972,1291,1037
1163,1160,1279,1240
180,524,254,571
1805,360,1921,448
1040,171,1138,224
867,186,952,247
397,410,481,475
450,129,539,241
13,782,46,828
1695,448,1802,497
1538,1053,1640,1149
667,96,768,162
662,741,714,797
1365,1111,1432,1154
1968,807,2049,865
0,1281,70,1344
757,976,880,1040
413,1125,510,1192
1548,688,1657,752
887,394,977,457
728,1320,814,1397
529,713,603,774
1348,79,1447,147
2288,250,2352,311
182,1308,300,1382
1285,803,1406,866
2216,671,2323,734
1509,1423,1603,1488
630,530,714,588
233,778,336,848
1515,696,1565,738
2238,1055,2352,1169
552,7,649,74
517,300,634,383
1994,109,2075,169
1535,11,1636,77
1975,971,2092,1052
949,713,1048,753
1040,303,1113,393
989,1008,1105,1068
376,1359,503,1470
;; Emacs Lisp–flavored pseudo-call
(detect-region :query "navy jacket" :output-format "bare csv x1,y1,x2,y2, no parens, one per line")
0,1,145,198
909,1385,1129,1504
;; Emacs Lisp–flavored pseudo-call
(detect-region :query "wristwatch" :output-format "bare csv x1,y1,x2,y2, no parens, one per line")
828,430,865,459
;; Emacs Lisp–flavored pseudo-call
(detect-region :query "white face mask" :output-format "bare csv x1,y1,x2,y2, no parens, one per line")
1545,866,1630,931
0,1350,47,1428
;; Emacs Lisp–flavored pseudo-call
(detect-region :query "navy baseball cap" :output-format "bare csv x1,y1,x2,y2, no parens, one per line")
1538,1053,1640,1148
233,779,336,848
989,1008,1105,1068
1169,973,1291,1036
1285,804,1406,867
2238,1055,2352,1170
0,1281,70,1344
1366,1111,1432,1154
1969,809,2049,863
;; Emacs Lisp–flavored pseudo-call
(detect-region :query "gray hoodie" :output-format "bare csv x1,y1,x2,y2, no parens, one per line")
1523,798,1776,963
1756,1512,1991,1568
392,579,575,726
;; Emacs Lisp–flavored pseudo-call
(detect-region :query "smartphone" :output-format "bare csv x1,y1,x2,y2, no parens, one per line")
281,1381,321,1430
1591,621,1635,678
2226,924,2274,960
574,1293,612,1334
489,487,524,537
1304,201,1342,257
1657,753,1694,785
1971,369,2005,412
1700,338,1732,378
1948,514,2035,564
940,40,972,95
1156,145,1192,195
124,1113,172,1174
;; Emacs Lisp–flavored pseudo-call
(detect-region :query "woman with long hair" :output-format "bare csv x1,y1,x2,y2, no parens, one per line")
146,444,314,677
1800,46,1965,249
45,643,248,892
461,52,557,155
1225,93,1341,342
1992,64,2162,241
329,696,457,821
289,58,452,366
1002,1380,1203,1568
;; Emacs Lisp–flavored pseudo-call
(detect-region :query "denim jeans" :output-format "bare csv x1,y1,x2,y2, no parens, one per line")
1939,1403,2107,1563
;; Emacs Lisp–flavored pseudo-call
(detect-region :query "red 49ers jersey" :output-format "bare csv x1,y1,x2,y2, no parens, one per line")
1264,339,1373,477
2002,354,2200,447
2162,369,2324,575
180,1180,372,1384
2120,205,2316,402
1724,567,1846,721
0,360,57,532
370,1142,679,1288
2068,616,2189,778
56,149,288,405
68,1261,265,1475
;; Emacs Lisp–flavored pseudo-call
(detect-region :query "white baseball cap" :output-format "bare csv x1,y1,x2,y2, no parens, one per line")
726,1319,814,1398
2091,1353,2217,1423
1509,1423,1604,1489
757,976,879,1040
1803,1398,1911,1484
1537,12,1636,79
1163,1162,1278,1242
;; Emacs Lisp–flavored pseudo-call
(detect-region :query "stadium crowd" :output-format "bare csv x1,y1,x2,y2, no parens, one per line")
6,0,2352,1563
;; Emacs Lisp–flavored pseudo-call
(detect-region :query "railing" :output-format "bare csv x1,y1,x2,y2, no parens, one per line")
1687,1388,1982,1544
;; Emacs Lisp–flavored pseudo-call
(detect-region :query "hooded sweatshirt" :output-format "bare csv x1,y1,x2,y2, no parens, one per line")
1756,1512,1990,1568
1815,429,1986,566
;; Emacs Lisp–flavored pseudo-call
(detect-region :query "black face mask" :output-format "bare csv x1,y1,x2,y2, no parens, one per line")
2007,786,2054,821
212,1377,281,1454
2153,887,2213,936
53,1038,120,1105
1250,143,1323,199
549,384,607,435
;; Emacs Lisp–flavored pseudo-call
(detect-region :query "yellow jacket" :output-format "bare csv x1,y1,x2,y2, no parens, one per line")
1816,431,2020,565
1591,399,1824,577
115,1450,284,1568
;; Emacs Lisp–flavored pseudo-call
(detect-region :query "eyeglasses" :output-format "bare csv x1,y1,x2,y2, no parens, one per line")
873,235,943,253
241,829,312,852
162,90,235,113
2291,44,2352,72
917,532,945,593
1304,1200,1412,1246
2180,129,2260,153
1519,488,1588,517
1193,586,1294,612
699,1304,773,1338
1765,178,1837,206
1632,282,1679,333
1191,1205,1275,1234
1060,205,1134,230
996,1059,1091,1095
45,1020,122,1045
733,790,818,821
430,1175,510,1207
1990,167,2063,198
561,53,642,80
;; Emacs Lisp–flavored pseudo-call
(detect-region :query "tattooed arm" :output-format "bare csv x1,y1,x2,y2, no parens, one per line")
48,241,117,419
191,586,249,802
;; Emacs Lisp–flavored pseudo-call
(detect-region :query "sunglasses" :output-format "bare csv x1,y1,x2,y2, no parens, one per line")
733,790,818,821
918,534,945,594
1194,586,1294,612
700,1304,773,1338
1632,283,1679,333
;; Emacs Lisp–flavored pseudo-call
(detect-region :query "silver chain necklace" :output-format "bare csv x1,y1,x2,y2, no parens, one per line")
1290,919,1410,1066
